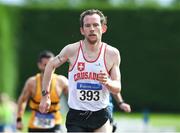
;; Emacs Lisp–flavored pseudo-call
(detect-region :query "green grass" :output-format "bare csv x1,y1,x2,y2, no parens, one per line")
150,113,180,131
21,112,30,132
114,112,180,132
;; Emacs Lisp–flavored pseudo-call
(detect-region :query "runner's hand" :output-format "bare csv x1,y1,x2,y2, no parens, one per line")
98,72,109,85
16,121,23,131
39,95,51,113
119,103,131,113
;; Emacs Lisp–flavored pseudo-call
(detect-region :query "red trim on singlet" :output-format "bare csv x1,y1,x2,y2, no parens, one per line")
68,42,81,72
104,44,110,76
81,41,103,63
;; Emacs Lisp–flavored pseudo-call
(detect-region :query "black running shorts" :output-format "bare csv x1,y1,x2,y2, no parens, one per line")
66,107,111,132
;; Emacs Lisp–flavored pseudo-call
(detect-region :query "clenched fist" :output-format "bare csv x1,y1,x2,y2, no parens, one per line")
39,95,51,113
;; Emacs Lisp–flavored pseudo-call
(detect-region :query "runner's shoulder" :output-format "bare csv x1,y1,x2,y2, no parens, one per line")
104,42,120,57
65,41,81,57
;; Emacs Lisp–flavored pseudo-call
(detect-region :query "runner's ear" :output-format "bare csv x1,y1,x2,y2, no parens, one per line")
80,27,85,35
102,24,107,34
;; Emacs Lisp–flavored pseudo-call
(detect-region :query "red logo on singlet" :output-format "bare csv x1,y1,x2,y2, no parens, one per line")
77,62,85,71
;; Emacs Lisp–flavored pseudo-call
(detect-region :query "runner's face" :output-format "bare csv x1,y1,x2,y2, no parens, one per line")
38,58,51,73
81,14,103,44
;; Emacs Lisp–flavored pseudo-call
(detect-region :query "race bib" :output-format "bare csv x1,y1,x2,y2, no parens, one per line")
77,82,102,102
33,112,55,128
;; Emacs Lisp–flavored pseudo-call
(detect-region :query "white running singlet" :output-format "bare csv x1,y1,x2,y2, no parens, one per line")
68,41,110,111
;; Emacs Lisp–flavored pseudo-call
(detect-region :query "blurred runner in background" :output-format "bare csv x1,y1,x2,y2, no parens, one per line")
0,92,16,132
16,50,68,132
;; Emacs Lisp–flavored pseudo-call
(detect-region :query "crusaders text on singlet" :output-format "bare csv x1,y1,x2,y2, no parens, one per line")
68,41,110,111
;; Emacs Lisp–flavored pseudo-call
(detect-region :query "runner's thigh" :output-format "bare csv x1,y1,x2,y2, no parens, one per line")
94,119,112,133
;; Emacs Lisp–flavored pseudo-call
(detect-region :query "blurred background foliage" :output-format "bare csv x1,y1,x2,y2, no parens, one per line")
0,5,19,98
0,0,180,112
1,0,180,9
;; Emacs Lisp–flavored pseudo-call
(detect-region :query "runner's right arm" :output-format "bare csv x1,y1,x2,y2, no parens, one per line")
16,78,33,130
